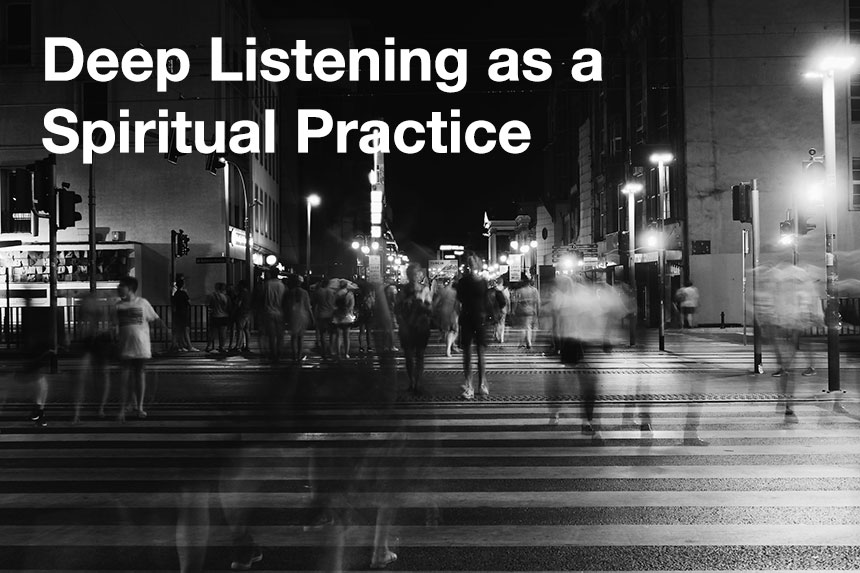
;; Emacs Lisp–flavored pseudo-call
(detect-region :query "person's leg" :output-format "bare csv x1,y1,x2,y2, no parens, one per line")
416,344,426,391
117,364,130,422
73,353,90,423
218,323,227,351
176,487,209,573
98,362,111,418
135,362,147,417
371,506,397,567
460,325,474,397
343,325,351,357
404,342,416,388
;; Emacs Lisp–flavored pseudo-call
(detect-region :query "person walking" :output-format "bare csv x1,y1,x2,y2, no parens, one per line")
456,253,490,399
287,274,313,362
396,263,433,394
232,280,253,353
257,267,287,364
115,276,163,422
676,281,700,328
207,282,231,353
171,277,196,352
313,278,337,358
433,278,460,357
513,277,540,349
332,279,357,359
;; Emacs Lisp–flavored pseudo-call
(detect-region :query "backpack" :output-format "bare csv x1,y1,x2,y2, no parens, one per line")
495,289,507,311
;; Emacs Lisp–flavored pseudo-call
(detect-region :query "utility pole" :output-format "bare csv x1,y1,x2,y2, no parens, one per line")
88,163,96,295
49,182,58,374
751,179,763,374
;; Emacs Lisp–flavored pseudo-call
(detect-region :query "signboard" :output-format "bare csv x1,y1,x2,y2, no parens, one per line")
552,243,599,262
196,256,227,264
428,259,459,280
367,254,382,283
508,254,523,281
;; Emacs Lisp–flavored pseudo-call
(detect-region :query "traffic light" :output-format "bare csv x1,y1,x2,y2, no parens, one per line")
164,128,186,164
797,209,816,235
732,183,751,223
175,229,190,257
9,169,32,213
29,155,55,214
205,152,226,175
57,186,83,229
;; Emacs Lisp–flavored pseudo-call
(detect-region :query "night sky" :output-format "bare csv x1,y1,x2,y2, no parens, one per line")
258,2,587,261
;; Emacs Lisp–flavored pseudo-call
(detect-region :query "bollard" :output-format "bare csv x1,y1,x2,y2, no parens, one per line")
720,311,725,329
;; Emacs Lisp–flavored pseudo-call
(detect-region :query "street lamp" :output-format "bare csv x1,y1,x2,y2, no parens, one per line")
306,193,321,276
649,153,673,352
219,158,261,286
805,53,855,391
622,181,644,346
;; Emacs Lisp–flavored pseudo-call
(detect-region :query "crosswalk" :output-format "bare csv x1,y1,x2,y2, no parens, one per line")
1,394,858,571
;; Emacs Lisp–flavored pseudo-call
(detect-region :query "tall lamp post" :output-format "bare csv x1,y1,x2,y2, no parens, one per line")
306,194,321,276
220,158,260,286
805,54,854,392
622,182,644,346
650,152,673,352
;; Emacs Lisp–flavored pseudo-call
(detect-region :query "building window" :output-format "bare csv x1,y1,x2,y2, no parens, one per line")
850,0,860,120
2,2,31,65
851,158,860,210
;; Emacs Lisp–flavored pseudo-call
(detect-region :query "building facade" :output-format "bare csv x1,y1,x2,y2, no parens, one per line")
577,0,860,327
0,0,294,305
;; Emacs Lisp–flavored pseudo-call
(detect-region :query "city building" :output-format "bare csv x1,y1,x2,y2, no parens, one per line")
575,0,860,327
0,0,296,306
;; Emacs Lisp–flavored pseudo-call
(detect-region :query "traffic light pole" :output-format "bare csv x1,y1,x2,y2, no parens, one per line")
822,69,841,392
49,185,58,374
751,179,764,374
88,163,96,295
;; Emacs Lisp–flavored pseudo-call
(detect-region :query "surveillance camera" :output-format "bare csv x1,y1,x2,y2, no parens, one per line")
809,148,817,156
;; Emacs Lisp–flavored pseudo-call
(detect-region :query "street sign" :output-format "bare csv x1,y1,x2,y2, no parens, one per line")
196,256,227,264
428,259,459,279
551,243,598,262
508,253,523,280
367,254,382,283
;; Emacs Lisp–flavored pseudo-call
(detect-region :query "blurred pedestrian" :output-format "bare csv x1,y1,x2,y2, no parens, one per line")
257,267,286,364
114,276,163,421
433,278,460,356
456,253,490,399
232,279,253,353
313,277,336,357
207,282,231,353
513,277,540,349
171,277,196,352
355,278,376,354
676,281,700,328
287,274,313,362
74,292,114,423
396,263,433,394
18,296,55,427
332,279,357,359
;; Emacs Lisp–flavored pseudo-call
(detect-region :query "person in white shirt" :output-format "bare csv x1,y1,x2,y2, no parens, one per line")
115,276,163,421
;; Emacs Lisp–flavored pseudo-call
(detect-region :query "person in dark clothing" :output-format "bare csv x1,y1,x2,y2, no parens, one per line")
395,263,433,394
456,253,490,399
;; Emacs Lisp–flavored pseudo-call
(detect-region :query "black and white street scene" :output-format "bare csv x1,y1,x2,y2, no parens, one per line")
1,1,860,571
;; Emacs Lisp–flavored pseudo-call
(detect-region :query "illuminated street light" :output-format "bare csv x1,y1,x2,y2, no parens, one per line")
306,194,321,275
371,241,380,251
361,245,370,255
510,240,519,250
499,254,508,264
621,181,645,346
805,51,856,391
519,245,530,254
649,153,673,352
351,240,360,250
265,254,277,266
529,240,538,249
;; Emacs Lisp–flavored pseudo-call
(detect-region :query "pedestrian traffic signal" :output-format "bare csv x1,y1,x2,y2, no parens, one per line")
29,155,55,214
797,210,816,235
175,229,190,257
205,152,226,175
57,187,83,229
164,128,186,164
732,183,751,223
9,169,32,213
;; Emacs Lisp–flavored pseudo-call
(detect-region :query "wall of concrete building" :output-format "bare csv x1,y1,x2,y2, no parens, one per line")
683,0,860,324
